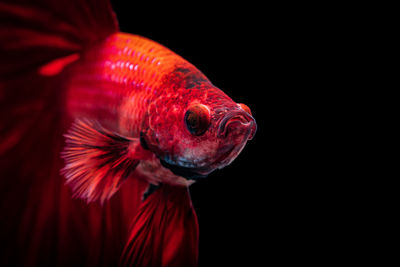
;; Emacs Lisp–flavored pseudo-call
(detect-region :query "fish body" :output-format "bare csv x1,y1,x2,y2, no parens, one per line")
0,2,256,266
62,32,256,201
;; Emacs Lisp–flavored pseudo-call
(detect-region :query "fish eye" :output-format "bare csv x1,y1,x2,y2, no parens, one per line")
184,104,211,136
238,103,252,115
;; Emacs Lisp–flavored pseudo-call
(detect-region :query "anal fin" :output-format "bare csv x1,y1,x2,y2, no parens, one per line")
142,184,160,201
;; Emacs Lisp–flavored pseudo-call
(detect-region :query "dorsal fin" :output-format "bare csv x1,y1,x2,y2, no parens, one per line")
61,119,140,204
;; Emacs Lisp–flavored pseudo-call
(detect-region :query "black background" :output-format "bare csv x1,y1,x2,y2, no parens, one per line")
110,2,336,266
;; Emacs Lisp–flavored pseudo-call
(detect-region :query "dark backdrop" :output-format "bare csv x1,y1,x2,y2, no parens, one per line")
110,2,317,266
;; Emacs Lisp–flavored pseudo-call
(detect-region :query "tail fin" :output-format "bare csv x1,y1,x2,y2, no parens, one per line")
120,185,199,267
0,1,125,266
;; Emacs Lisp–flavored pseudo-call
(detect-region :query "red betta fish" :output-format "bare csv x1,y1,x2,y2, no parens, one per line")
0,1,256,267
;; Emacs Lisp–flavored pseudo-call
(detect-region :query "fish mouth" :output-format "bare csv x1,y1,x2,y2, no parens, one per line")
160,159,209,180
217,110,257,140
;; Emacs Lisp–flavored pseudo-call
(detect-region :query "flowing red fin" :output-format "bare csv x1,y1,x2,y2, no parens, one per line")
0,1,134,266
61,119,140,204
0,0,119,155
0,1,118,75
120,185,199,267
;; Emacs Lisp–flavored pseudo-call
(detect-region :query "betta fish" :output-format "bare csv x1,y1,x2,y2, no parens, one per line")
0,0,256,266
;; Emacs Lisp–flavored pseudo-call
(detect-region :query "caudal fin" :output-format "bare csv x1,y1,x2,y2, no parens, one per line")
0,1,125,266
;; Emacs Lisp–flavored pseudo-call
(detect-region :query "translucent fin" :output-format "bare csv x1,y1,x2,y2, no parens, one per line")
120,185,199,266
0,1,131,266
61,119,140,204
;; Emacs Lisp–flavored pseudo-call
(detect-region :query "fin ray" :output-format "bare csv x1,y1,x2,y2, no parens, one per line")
61,119,139,204
120,185,199,266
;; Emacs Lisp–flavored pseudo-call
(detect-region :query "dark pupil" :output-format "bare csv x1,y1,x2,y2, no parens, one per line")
185,109,208,136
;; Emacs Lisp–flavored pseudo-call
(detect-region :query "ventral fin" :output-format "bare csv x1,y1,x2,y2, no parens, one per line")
61,119,146,204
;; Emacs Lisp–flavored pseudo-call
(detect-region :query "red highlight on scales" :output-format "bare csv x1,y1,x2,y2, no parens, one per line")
0,1,256,266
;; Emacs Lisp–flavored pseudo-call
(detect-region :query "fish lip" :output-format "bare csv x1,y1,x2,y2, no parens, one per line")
217,110,257,140
160,159,209,180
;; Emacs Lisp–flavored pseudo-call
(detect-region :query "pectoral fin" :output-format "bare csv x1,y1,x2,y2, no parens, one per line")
61,119,150,204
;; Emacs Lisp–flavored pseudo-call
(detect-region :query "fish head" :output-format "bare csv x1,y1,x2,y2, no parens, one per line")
142,86,257,179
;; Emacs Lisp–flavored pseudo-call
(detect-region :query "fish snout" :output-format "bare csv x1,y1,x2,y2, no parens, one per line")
217,110,257,140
